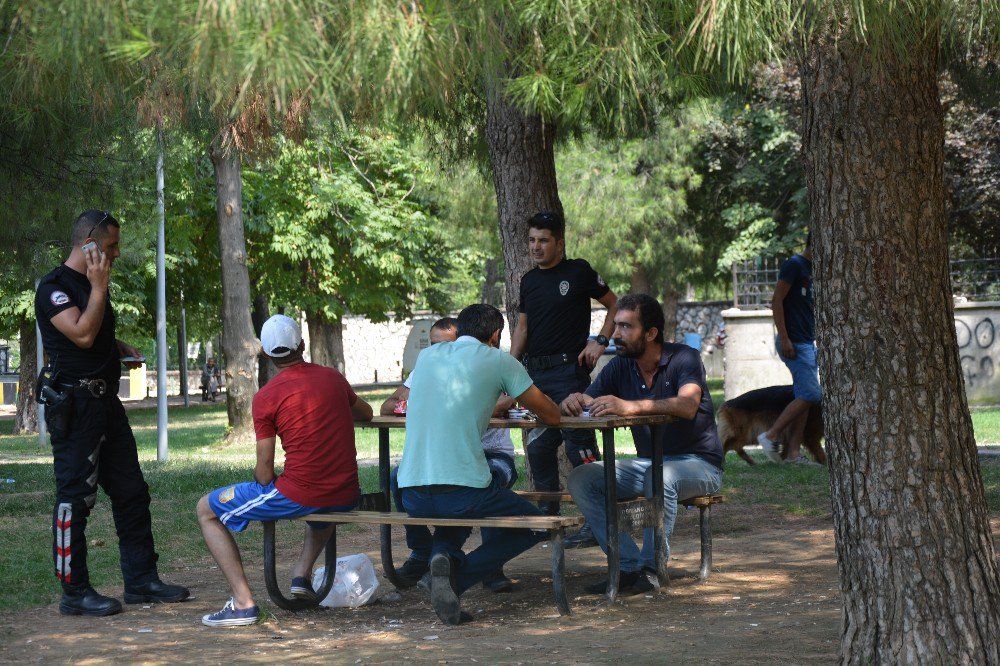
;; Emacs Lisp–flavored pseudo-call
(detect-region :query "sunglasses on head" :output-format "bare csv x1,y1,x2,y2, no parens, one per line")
86,211,110,240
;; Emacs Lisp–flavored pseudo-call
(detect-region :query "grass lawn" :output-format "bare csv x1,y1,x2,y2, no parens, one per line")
1,384,999,614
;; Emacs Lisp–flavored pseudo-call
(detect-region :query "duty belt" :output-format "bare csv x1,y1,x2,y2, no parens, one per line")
523,353,574,373
60,378,109,398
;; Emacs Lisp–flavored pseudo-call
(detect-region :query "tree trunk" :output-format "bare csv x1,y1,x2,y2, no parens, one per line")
485,83,563,329
660,286,679,343
801,28,1000,663
251,292,276,387
306,310,345,373
210,145,259,445
480,256,503,307
14,317,38,435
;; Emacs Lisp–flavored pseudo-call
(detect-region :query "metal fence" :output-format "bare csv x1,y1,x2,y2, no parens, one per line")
732,255,1000,309
731,258,783,310
951,257,1000,302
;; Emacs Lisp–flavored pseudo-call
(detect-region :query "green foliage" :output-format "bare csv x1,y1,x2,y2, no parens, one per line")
247,130,453,321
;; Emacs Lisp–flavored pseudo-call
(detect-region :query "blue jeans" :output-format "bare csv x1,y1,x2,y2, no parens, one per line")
567,454,722,573
775,336,822,403
391,452,518,563
526,363,600,497
400,479,546,593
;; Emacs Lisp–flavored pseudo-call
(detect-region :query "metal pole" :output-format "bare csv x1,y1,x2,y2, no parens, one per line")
155,119,168,462
179,291,189,408
35,279,46,446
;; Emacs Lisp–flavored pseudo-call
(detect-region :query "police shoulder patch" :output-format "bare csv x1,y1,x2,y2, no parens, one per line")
219,486,236,504
50,291,70,307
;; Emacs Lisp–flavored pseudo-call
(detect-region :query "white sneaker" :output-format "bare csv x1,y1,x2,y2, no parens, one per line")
757,432,782,463
785,455,822,467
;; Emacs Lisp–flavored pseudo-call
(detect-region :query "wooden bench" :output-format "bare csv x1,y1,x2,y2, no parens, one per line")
514,491,726,581
262,507,584,615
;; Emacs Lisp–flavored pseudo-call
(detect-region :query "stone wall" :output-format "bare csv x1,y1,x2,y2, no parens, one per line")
722,302,1000,404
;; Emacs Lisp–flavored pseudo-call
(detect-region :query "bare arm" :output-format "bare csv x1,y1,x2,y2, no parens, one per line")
514,384,560,426
509,313,529,360
579,290,618,366
492,394,516,418
352,396,374,422
49,247,111,349
771,280,796,359
380,385,410,416
587,383,702,421
254,437,277,485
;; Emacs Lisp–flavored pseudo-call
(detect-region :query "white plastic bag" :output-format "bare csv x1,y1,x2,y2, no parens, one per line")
312,553,380,608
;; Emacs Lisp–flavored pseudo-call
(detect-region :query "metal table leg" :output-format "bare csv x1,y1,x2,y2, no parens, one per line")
650,424,667,585
601,428,619,604
262,520,337,611
699,504,713,581
550,527,570,615
378,427,404,588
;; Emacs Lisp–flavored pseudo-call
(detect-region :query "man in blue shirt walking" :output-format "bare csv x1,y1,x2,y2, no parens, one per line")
397,304,560,625
757,234,821,464
561,294,724,595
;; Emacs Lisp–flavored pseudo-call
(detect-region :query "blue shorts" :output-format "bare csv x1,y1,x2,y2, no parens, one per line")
776,337,822,403
207,481,356,532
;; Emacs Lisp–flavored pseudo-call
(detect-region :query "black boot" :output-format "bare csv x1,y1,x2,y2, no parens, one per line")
59,586,123,617
124,578,190,604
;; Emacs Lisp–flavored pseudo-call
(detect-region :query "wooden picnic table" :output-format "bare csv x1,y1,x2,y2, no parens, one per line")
361,413,675,605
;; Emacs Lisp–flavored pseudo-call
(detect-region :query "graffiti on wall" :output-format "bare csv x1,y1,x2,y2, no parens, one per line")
957,317,996,388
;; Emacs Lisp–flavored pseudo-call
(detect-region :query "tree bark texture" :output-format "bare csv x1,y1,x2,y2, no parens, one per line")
485,84,563,330
14,317,37,435
801,29,1000,664
251,292,275,387
306,310,345,374
480,256,503,307
660,287,678,344
210,146,259,444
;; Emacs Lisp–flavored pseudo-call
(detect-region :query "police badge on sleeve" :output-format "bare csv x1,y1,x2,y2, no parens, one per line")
50,291,70,306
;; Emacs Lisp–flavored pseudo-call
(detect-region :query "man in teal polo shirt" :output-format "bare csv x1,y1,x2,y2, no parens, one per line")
398,303,560,625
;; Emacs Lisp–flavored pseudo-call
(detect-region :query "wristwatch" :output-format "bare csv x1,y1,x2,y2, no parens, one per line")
594,334,609,346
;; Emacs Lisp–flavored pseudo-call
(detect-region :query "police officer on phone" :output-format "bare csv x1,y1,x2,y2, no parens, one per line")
34,210,189,617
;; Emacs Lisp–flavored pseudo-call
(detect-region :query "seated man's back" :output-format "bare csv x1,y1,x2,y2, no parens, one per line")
253,361,361,508
398,337,529,489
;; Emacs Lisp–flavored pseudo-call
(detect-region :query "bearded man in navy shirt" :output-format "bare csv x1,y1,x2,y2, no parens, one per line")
561,294,724,595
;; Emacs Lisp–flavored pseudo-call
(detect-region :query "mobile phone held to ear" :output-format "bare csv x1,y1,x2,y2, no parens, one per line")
82,241,101,256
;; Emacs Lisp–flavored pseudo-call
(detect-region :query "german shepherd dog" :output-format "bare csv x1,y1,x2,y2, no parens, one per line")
717,385,826,465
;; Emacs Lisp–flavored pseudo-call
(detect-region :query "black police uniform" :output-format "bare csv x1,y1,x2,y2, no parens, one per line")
35,264,159,593
518,257,608,498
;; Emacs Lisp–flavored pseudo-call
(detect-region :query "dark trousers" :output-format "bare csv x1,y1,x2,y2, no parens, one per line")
400,479,546,593
391,451,518,562
526,363,600,500
49,396,158,591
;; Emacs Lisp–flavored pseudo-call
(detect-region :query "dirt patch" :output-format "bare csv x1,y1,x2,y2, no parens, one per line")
0,508,842,664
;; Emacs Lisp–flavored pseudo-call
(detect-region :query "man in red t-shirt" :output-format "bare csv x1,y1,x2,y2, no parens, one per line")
196,314,373,627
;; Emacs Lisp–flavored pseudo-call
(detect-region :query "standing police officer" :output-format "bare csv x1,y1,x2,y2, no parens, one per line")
35,210,189,616
509,211,618,547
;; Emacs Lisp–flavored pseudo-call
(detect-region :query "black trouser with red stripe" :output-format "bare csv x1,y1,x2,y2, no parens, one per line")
48,395,158,592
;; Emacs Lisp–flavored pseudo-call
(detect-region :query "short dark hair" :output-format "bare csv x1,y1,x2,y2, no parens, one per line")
617,293,665,344
457,304,504,343
71,209,120,246
431,317,459,333
528,211,565,239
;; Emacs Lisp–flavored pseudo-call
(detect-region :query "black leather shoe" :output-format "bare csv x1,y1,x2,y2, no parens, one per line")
481,570,514,593
429,553,462,625
395,557,430,588
124,579,190,604
583,571,654,596
563,523,599,549
60,587,123,617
